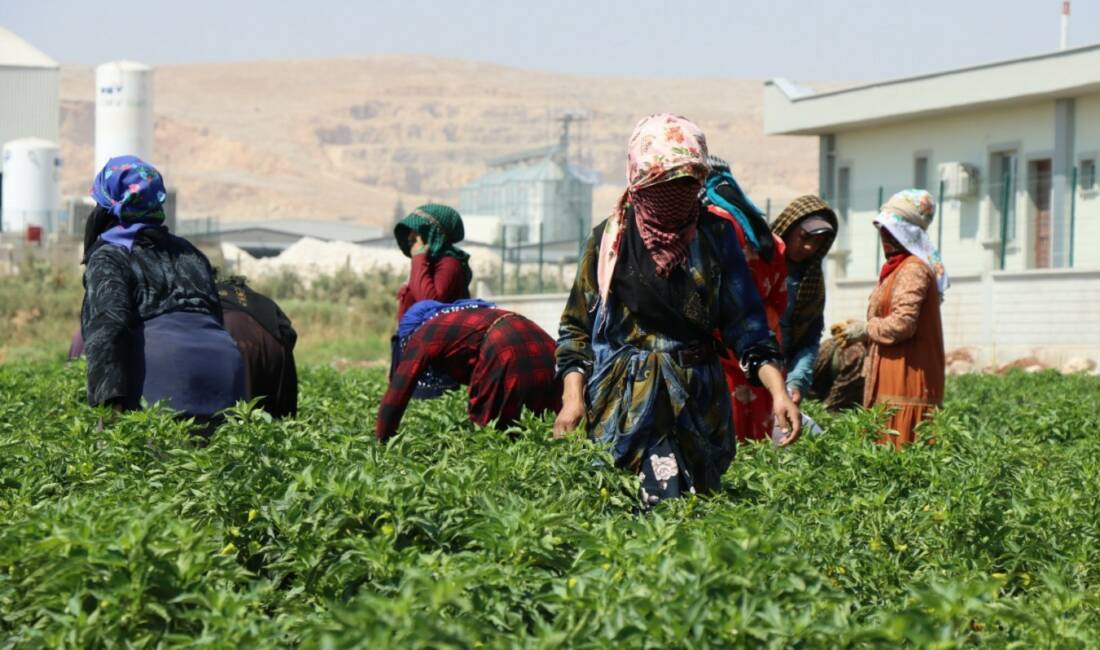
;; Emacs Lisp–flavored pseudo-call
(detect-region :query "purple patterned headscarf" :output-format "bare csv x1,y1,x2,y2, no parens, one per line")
90,156,167,250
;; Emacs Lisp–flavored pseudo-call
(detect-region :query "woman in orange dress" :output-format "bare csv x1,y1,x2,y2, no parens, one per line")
846,190,949,448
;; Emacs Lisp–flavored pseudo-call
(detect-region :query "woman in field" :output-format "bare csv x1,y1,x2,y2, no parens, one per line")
554,114,800,505
376,303,561,441
702,156,789,442
81,156,244,431
770,195,838,405
394,203,472,320
218,275,299,418
391,204,473,398
846,190,948,447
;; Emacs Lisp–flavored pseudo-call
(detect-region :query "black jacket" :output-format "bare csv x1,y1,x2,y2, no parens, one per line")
81,228,222,406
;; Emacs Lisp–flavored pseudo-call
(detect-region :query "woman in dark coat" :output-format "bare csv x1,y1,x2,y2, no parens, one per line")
218,276,298,418
81,156,244,428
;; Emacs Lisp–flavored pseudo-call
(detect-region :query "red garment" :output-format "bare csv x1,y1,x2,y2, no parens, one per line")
396,254,470,320
376,308,561,441
707,205,788,442
879,251,912,283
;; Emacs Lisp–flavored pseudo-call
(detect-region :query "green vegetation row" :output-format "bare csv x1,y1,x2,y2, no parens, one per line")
1,364,1099,647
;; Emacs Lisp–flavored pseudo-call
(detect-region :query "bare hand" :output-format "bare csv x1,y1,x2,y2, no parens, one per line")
772,394,802,446
553,400,585,439
409,234,427,256
789,388,803,406
553,372,586,439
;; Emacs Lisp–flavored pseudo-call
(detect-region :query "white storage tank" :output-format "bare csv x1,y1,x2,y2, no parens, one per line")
1,138,61,233
95,60,154,172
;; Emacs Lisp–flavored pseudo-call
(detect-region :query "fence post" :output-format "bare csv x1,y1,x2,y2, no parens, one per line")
538,222,544,294
499,224,507,294
578,217,585,258
1069,166,1078,268
875,186,884,271
936,179,945,251
999,172,1011,271
765,198,771,220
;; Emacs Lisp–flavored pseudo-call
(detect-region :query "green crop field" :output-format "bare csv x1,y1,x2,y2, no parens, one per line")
2,363,1099,648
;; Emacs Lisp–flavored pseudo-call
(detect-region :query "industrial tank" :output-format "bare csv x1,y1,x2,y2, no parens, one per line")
95,60,153,172
1,137,61,233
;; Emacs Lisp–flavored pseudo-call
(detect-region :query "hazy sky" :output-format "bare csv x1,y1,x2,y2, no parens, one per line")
4,0,1098,81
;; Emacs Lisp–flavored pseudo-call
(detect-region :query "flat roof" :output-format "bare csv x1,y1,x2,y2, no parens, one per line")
215,219,385,243
765,43,1100,135
0,27,57,69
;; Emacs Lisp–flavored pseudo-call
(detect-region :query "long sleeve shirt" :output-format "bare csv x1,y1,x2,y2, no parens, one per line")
396,254,470,320
81,228,222,407
376,308,558,441
781,265,824,394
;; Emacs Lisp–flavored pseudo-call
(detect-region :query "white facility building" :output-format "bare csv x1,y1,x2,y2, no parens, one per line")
764,44,1100,365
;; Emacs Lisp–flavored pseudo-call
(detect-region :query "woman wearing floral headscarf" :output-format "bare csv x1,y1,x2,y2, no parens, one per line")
554,114,800,505
845,189,948,448
81,156,244,432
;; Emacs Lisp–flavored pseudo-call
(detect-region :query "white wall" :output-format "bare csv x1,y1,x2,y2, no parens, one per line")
1073,94,1100,268
833,99,1063,281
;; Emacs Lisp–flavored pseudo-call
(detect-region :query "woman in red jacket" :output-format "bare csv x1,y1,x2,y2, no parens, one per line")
393,204,472,319
391,204,473,398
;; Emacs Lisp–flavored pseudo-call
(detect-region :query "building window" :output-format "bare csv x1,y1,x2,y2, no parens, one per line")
990,151,1017,241
914,155,929,191
1080,159,1097,191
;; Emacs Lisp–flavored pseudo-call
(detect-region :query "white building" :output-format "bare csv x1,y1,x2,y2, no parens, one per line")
765,44,1100,366
0,27,60,229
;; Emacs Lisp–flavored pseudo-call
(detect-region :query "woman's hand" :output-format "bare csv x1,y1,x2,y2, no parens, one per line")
771,393,802,446
842,321,868,344
758,362,802,446
553,372,586,439
409,234,427,256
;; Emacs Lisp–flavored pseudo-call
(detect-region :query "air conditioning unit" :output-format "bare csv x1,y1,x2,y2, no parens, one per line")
939,162,979,199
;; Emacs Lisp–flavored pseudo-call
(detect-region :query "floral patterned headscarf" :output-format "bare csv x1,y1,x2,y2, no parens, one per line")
598,115,710,294
874,189,949,296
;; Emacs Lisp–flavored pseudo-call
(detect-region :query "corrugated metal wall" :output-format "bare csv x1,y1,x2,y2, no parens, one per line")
0,67,60,174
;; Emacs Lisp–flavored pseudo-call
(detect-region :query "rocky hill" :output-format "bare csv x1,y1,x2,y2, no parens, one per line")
59,56,822,226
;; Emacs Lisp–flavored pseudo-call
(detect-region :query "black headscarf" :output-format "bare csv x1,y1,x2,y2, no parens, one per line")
81,206,115,264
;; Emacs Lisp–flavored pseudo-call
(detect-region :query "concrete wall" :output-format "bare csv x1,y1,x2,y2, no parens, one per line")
826,268,1100,366
488,265,1100,368
482,292,569,339
1073,93,1100,267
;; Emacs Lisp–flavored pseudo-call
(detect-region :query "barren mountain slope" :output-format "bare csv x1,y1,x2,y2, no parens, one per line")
60,56,822,225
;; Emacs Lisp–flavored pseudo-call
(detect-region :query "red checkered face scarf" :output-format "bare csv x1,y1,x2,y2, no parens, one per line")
629,177,702,277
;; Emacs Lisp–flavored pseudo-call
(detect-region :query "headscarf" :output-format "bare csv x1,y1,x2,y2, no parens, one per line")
771,195,838,349
873,189,950,296
397,298,495,339
394,204,472,284
704,156,773,259
88,155,168,252
598,114,710,297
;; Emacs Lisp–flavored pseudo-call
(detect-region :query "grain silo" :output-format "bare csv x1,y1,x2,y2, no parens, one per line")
1,138,61,234
0,27,59,230
95,61,154,172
